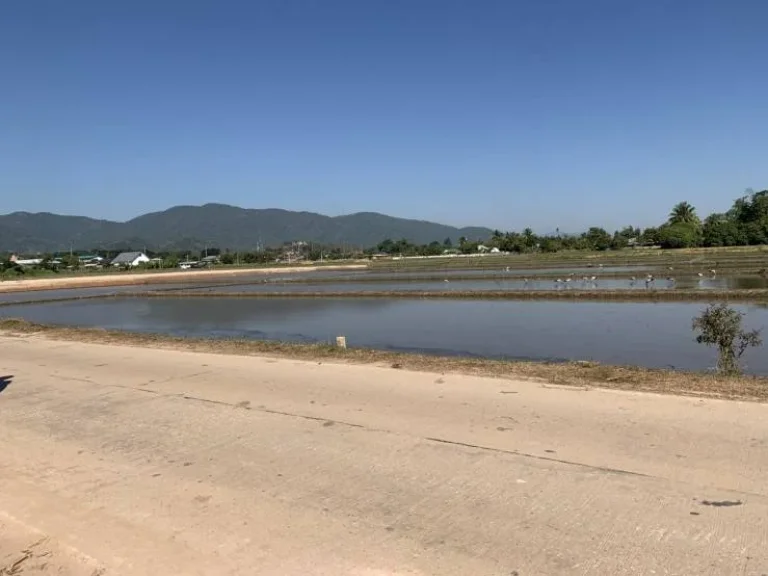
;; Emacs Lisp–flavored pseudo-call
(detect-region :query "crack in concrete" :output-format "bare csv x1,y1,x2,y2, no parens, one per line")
424,436,650,477
40,373,768,502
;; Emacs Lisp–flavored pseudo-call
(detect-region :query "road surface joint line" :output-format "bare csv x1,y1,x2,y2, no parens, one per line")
424,436,651,478
33,368,768,502
180,393,368,428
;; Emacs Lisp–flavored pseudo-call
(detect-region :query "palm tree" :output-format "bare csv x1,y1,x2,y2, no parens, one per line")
522,227,536,248
669,202,698,225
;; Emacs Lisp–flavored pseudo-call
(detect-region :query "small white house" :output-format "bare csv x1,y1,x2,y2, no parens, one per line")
111,251,150,267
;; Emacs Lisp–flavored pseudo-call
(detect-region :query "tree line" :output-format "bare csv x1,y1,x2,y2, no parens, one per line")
372,189,768,256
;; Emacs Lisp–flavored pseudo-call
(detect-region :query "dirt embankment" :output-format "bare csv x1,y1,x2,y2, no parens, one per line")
2,319,767,401
0,264,366,294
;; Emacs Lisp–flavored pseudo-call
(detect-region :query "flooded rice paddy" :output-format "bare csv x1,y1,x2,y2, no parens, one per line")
2,296,767,374
2,266,767,373
171,275,768,293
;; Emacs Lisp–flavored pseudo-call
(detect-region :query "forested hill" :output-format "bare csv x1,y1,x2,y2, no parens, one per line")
0,204,492,253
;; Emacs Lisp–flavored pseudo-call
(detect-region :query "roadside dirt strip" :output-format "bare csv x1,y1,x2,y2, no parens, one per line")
1,334,766,575
0,264,366,293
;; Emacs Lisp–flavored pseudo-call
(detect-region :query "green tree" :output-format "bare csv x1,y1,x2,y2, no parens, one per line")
522,228,536,250
658,222,701,248
702,214,748,247
618,226,640,239
62,253,80,269
692,303,762,375
729,190,768,223
498,232,523,253
583,227,612,251
0,259,24,278
539,237,561,253
743,221,768,245
657,222,700,249
377,239,395,254
610,231,629,250
640,226,660,246
668,202,700,225
702,214,728,247
163,255,179,268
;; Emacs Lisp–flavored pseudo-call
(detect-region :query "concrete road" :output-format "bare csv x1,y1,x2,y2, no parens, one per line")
0,333,767,575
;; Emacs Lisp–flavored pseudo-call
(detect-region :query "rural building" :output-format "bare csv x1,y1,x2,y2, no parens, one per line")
80,255,105,268
111,251,150,267
78,254,103,264
9,254,43,266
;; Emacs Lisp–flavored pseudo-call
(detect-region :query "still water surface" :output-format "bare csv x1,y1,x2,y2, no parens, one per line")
172,275,768,293
3,297,766,374
0,285,158,303
2,272,765,304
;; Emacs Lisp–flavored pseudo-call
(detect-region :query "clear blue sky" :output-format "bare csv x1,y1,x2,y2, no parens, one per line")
1,0,766,232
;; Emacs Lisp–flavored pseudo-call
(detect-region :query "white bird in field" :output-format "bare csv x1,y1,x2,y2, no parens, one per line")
645,275,655,288
697,272,704,277
710,269,717,276
668,266,674,271
444,279,450,283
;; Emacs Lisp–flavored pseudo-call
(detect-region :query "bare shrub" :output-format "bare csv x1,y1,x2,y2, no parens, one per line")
692,303,762,375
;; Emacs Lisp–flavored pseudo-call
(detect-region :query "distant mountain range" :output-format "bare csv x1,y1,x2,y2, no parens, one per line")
0,204,493,253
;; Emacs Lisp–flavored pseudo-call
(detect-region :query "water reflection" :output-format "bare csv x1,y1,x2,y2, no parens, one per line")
2,297,766,374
